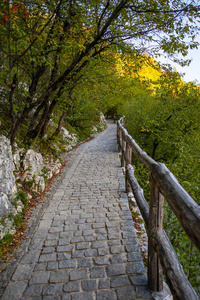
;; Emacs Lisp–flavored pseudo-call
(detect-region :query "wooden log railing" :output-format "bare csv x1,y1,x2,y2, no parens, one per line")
117,117,200,300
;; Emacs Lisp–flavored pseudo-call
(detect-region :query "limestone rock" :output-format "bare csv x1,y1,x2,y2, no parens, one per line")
46,169,53,180
0,193,12,218
49,159,62,175
43,158,62,180
16,200,24,213
23,149,44,176
31,175,45,193
13,148,25,170
92,113,107,134
61,127,78,151
92,126,98,134
99,112,107,130
0,219,16,239
19,150,63,193
0,135,17,238
20,149,45,193
0,135,17,207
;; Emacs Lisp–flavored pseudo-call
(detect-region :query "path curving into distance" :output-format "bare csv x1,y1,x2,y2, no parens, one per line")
0,120,151,300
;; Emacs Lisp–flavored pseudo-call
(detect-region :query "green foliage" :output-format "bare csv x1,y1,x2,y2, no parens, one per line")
32,135,66,158
131,211,140,217
0,233,14,257
132,160,151,202
123,73,200,165
41,167,48,182
15,190,29,209
13,214,23,231
164,203,200,293
1,0,200,148
1,234,14,246
23,179,34,189
0,191,29,258
119,70,200,292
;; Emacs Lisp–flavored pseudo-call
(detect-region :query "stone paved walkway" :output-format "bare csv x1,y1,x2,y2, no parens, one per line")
0,121,151,300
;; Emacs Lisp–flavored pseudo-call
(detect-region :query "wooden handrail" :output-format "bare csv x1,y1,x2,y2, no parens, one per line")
117,117,200,300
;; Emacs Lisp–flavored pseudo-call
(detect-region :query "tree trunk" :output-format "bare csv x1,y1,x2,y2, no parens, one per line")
39,77,69,139
53,111,66,137
8,66,46,147
25,101,45,142
7,74,18,140
9,112,27,147
152,140,159,159
25,98,50,145
39,98,57,138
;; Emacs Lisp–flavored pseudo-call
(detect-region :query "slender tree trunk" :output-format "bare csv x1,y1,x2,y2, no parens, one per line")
25,101,45,141
39,77,68,138
7,74,18,140
9,112,27,147
53,111,66,137
25,98,50,145
152,140,159,159
8,65,47,147
39,98,57,138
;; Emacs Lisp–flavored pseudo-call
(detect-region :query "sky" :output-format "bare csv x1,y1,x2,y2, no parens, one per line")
157,36,200,84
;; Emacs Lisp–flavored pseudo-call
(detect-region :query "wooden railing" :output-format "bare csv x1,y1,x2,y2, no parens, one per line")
117,117,200,300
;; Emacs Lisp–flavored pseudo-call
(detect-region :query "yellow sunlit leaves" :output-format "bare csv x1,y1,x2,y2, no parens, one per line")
141,127,149,132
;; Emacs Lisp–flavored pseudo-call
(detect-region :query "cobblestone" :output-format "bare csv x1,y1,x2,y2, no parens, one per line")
99,278,110,289
59,260,77,269
50,270,69,283
69,268,88,280
90,266,106,278
116,286,136,300
110,276,131,287
42,284,63,295
0,121,151,299
29,271,50,285
12,264,33,281
81,279,97,291
63,281,80,293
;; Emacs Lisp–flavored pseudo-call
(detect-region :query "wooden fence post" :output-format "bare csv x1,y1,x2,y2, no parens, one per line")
148,175,164,292
119,127,122,155
121,133,126,170
117,122,119,145
126,142,132,193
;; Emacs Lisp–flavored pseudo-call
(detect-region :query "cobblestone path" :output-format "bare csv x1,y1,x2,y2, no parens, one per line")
0,121,151,300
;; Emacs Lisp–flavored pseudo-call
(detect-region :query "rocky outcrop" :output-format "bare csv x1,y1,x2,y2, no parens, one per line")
13,148,25,171
0,135,17,218
23,149,44,175
15,150,62,193
0,136,19,238
61,127,78,151
99,112,107,130
92,112,107,133
21,149,45,193
0,136,64,238
43,157,62,180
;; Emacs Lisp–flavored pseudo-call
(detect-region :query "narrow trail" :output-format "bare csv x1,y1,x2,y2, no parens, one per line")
0,120,151,300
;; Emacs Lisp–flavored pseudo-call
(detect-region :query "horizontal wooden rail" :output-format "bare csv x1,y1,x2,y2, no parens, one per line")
119,118,156,170
151,228,199,300
151,163,200,251
126,164,149,227
117,117,200,300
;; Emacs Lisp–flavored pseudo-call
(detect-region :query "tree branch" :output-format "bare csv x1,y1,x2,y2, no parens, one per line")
97,0,110,34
